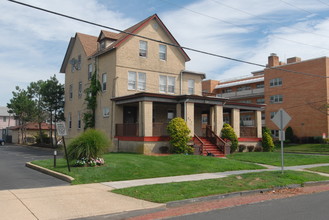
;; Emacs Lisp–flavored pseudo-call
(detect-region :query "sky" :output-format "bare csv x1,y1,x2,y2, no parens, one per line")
1,0,329,106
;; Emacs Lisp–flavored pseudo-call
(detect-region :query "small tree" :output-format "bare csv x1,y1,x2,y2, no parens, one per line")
221,123,238,153
285,126,294,143
167,117,193,154
262,127,275,152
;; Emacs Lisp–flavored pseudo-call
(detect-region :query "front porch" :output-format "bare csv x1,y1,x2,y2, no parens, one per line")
112,93,264,154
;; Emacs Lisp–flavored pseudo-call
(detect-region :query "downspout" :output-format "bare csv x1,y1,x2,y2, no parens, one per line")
180,70,184,95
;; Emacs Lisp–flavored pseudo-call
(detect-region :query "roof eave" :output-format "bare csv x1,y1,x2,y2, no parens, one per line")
60,37,75,73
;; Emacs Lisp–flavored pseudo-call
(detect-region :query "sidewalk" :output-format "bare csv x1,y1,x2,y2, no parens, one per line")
2,162,329,220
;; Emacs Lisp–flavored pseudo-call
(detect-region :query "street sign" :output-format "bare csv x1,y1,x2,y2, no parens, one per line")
271,109,291,130
56,122,67,136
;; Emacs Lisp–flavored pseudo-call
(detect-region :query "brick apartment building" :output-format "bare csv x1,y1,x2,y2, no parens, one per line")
203,53,329,140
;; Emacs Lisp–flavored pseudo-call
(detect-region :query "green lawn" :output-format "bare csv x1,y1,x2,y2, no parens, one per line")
282,144,329,154
227,152,329,166
308,166,329,174
113,171,329,203
32,153,264,184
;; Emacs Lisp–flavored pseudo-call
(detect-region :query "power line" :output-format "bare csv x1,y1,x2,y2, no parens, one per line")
161,0,329,51
7,0,329,79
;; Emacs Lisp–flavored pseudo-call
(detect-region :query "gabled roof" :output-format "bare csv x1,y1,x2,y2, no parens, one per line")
97,30,120,41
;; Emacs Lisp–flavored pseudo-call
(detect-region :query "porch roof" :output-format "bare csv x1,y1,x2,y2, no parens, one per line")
112,92,264,110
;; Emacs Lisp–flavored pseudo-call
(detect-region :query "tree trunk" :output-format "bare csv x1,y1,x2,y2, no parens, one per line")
50,112,53,148
38,122,43,144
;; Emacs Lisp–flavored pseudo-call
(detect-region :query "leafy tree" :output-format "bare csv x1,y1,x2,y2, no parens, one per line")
221,123,238,153
7,86,37,144
28,80,47,143
40,75,65,147
83,68,101,129
262,127,275,152
167,117,193,154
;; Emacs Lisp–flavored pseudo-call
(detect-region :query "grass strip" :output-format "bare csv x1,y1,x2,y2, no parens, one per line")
113,171,329,203
227,152,329,166
307,166,329,174
32,153,264,184
282,144,329,154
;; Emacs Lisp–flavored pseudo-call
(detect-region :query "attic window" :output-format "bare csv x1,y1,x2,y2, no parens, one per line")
139,40,147,57
100,40,106,50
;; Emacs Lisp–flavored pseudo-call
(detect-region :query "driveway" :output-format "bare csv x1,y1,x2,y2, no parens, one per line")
0,144,69,190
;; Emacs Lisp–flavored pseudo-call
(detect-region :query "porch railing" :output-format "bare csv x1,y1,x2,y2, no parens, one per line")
206,125,230,155
194,134,204,155
152,123,169,136
240,126,257,137
116,123,139,136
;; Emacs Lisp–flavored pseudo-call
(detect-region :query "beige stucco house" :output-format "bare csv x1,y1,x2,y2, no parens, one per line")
60,14,263,155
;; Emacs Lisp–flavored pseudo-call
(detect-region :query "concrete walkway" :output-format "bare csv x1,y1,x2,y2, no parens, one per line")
102,163,329,189
3,162,329,220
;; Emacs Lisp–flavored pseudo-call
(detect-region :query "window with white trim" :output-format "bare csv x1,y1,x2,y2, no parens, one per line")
68,112,72,129
159,44,167,60
256,84,264,88
139,40,147,57
270,95,283,103
270,112,276,119
88,64,93,80
128,71,137,90
271,129,279,138
102,73,107,91
103,107,110,118
237,85,251,91
256,98,265,104
138,72,146,91
77,111,81,129
188,79,195,95
270,78,282,87
78,82,82,98
222,88,232,93
159,75,175,94
69,84,73,100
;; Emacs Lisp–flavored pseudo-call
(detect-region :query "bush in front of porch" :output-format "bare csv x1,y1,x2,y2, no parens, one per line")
167,117,193,154
221,123,238,153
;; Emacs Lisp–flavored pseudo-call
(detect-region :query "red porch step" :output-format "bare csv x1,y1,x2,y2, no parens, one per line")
196,137,225,158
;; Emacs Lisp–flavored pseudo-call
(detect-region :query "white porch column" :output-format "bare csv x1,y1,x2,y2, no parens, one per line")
185,102,194,135
176,103,182,118
231,108,240,138
214,105,223,137
139,101,153,136
209,106,215,130
255,110,262,138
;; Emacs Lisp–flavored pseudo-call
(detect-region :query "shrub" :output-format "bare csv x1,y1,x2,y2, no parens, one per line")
238,144,246,152
67,129,110,161
285,126,294,143
167,117,193,154
221,123,238,153
324,138,329,144
254,146,263,152
247,145,254,152
262,128,275,152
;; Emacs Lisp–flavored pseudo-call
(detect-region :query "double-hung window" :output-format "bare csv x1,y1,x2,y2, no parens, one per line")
168,76,175,93
159,75,167,93
78,82,82,98
77,111,81,129
188,79,195,95
270,78,282,87
270,95,283,103
88,64,93,80
139,40,147,57
159,75,175,93
68,112,72,129
128,71,146,91
102,73,107,91
69,84,73,100
159,44,167,60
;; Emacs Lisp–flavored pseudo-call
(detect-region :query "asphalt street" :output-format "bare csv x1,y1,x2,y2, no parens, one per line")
0,144,69,190
170,190,329,220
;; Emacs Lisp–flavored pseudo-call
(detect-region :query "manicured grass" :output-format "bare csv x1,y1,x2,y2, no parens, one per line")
282,144,329,154
113,171,329,203
227,152,329,166
32,153,264,184
308,166,329,174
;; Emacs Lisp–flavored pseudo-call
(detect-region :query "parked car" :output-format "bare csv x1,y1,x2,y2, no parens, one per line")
0,139,4,146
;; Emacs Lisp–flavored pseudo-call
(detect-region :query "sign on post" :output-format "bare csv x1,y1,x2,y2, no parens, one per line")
271,108,291,174
56,122,70,172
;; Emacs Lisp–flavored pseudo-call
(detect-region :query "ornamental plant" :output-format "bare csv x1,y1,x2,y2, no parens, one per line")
221,123,238,153
262,127,275,152
67,129,110,165
167,117,193,154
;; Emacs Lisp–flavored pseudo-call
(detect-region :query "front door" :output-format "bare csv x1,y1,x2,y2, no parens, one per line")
124,106,137,123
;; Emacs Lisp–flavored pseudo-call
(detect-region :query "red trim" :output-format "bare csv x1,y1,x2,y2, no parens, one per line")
115,136,170,142
238,138,261,142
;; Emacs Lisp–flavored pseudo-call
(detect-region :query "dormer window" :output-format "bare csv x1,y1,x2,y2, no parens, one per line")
100,40,106,50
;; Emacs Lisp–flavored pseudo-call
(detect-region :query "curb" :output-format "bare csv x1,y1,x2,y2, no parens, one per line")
26,162,74,183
